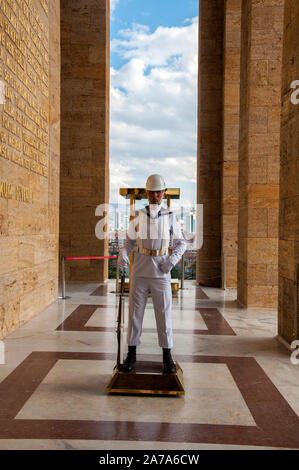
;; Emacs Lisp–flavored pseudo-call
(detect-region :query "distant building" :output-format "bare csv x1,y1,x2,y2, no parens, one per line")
115,208,119,231
184,209,195,233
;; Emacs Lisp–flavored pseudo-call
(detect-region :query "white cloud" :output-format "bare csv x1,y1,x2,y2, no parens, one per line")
109,159,135,205
110,156,197,206
110,0,120,13
110,18,198,206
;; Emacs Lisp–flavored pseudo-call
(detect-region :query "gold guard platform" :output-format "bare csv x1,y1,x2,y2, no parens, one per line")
106,361,185,396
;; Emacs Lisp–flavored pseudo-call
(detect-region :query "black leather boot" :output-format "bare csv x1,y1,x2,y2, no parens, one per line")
163,348,176,374
123,345,136,372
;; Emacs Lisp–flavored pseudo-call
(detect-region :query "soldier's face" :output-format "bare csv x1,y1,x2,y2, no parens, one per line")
147,190,165,205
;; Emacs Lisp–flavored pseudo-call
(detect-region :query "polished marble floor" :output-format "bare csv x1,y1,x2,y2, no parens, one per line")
0,280,298,450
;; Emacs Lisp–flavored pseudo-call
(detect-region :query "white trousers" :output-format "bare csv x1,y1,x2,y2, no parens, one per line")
127,276,173,349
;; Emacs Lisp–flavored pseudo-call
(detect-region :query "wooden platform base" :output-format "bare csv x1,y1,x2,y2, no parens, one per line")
106,361,185,396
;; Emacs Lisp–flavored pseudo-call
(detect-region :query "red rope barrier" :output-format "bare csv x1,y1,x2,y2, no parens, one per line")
65,256,118,260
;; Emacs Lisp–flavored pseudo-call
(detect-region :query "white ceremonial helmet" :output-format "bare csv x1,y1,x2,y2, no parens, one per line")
146,174,166,191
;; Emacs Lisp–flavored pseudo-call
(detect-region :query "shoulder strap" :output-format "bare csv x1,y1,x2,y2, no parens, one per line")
136,209,148,248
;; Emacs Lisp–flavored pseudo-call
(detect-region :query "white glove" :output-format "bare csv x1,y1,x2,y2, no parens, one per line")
118,254,129,269
158,258,174,274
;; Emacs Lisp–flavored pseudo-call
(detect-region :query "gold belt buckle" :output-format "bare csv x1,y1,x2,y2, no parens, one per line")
138,247,166,256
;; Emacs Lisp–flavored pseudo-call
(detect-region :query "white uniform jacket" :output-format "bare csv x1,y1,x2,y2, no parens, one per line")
118,206,187,279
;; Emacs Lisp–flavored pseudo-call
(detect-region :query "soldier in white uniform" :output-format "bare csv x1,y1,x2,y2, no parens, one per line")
118,174,187,373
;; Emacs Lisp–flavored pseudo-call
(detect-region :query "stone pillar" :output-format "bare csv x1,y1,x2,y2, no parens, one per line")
222,0,242,288
60,0,110,282
278,0,299,345
237,0,284,308
196,0,224,287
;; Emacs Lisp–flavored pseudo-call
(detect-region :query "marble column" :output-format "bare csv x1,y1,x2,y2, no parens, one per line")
60,0,110,282
196,0,224,287
222,0,242,288
278,0,299,345
237,0,284,308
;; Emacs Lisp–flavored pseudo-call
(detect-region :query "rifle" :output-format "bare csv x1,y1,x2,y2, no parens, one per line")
116,269,125,370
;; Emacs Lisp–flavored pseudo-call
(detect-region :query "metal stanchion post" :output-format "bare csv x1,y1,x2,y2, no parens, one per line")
222,253,226,290
62,256,66,298
180,253,185,289
116,258,119,294
58,256,66,300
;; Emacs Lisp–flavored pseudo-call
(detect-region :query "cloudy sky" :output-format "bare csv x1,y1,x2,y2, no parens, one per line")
110,0,198,210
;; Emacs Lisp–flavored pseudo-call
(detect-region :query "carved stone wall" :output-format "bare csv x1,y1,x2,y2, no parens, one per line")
0,0,60,338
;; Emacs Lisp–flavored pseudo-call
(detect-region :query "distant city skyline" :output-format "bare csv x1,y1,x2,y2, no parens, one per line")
108,202,196,234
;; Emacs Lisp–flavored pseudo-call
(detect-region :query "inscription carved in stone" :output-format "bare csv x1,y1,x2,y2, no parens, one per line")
0,0,50,191
0,179,32,203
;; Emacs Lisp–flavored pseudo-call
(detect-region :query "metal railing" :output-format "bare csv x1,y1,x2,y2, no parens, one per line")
59,251,191,298
58,255,118,300
222,253,226,290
